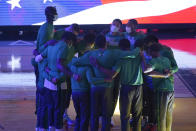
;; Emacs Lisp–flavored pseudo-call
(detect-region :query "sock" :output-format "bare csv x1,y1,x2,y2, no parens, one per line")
49,126,55,131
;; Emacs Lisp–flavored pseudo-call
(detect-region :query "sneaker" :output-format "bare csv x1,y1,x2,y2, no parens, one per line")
143,123,157,131
150,124,157,131
63,114,75,126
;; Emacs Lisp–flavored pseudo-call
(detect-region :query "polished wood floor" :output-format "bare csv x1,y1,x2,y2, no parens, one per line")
0,98,196,131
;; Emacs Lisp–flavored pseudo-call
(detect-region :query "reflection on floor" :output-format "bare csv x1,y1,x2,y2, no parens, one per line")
0,98,196,131
0,70,195,131
0,71,195,100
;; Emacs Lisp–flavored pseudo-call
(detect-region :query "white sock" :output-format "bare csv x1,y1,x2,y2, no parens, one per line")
49,126,55,131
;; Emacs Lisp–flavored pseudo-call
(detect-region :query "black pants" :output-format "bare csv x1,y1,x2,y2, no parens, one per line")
143,75,156,124
34,64,39,115
111,74,121,116
90,87,113,131
65,77,72,109
45,88,66,129
120,85,143,131
36,87,48,129
72,92,90,131
33,64,39,88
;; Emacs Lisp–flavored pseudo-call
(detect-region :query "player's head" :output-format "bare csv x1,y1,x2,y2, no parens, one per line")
61,31,77,47
126,19,138,33
80,33,96,53
144,34,159,49
110,19,122,33
134,39,145,50
149,44,161,58
84,33,96,47
118,39,130,50
71,23,80,35
95,34,107,49
66,23,80,36
45,6,58,22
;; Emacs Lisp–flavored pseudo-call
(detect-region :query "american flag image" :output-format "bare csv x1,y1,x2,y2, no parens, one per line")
0,0,196,25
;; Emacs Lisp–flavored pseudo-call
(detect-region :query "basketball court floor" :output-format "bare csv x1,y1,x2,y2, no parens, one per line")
0,38,196,131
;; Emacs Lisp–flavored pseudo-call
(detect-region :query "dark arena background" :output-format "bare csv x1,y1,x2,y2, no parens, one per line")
0,0,196,131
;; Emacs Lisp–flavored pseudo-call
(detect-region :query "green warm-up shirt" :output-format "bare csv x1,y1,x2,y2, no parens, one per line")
149,56,173,92
72,48,140,88
113,55,143,86
36,22,54,53
160,44,178,74
36,22,54,88
41,41,67,83
69,63,105,92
